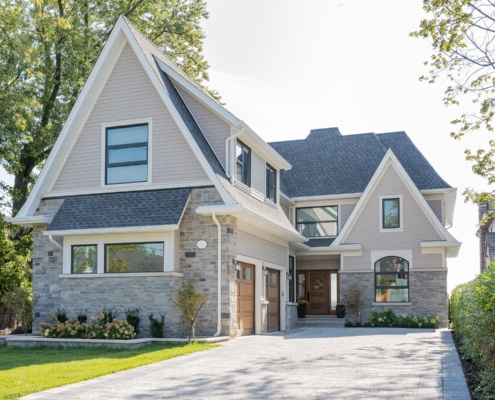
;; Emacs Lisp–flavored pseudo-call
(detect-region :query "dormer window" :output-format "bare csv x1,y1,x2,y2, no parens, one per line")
296,206,338,237
236,140,251,187
105,124,148,185
266,163,277,203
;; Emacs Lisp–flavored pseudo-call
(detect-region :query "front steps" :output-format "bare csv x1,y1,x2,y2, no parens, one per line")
296,315,346,327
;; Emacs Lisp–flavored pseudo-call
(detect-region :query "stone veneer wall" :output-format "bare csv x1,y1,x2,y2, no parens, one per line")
339,270,449,327
32,187,239,338
286,303,298,330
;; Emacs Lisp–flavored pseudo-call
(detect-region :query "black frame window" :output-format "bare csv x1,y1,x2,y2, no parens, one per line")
296,206,338,237
266,163,277,203
236,140,251,187
106,124,148,185
105,242,164,273
382,198,400,229
71,245,97,274
289,256,295,302
374,256,409,303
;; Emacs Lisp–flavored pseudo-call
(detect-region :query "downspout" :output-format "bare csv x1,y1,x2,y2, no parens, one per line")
48,235,62,251
212,212,222,337
225,127,244,182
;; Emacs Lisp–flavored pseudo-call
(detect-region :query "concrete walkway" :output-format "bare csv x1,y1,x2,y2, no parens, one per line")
23,327,470,400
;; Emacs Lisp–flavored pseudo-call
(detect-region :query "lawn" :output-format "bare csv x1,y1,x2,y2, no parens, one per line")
0,342,216,399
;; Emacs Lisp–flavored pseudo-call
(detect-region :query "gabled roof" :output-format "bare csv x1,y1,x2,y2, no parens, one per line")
332,149,460,257
46,188,190,234
269,128,451,198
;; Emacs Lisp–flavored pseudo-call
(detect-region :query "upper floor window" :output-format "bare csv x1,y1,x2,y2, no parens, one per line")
266,163,277,203
382,198,400,229
236,140,251,187
106,124,148,185
375,256,409,303
296,206,338,237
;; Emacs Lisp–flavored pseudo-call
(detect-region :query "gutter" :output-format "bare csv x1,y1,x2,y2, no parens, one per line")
211,212,222,337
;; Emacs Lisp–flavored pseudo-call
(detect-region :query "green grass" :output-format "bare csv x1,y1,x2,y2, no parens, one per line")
0,342,216,399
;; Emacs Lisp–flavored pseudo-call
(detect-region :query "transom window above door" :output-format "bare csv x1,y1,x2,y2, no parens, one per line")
296,206,338,237
105,124,148,185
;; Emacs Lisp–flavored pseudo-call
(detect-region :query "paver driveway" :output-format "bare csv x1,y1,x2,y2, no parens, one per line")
23,327,470,400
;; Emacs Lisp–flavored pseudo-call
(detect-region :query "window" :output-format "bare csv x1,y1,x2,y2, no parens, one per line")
266,163,277,203
105,242,164,273
382,198,400,229
374,256,409,303
71,245,97,274
296,206,338,237
288,256,295,302
106,124,148,185
236,140,251,187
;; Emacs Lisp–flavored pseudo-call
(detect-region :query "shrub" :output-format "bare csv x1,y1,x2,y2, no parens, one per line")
451,266,495,398
148,313,165,338
102,306,118,323
76,309,88,324
1,286,38,334
125,307,141,336
40,312,135,340
367,308,439,329
55,308,68,323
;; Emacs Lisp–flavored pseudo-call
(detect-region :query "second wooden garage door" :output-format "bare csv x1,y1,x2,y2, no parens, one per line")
237,263,254,336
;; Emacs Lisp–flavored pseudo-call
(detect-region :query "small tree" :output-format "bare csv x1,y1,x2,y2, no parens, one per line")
2,285,38,334
343,282,364,323
172,283,209,342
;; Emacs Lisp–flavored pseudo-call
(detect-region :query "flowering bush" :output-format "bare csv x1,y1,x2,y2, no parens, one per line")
40,311,135,340
366,308,439,328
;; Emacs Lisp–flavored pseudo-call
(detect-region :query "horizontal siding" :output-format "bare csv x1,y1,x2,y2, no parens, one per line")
340,203,357,231
281,202,291,222
52,43,208,193
174,85,229,169
427,199,443,224
237,229,288,266
251,152,265,197
343,164,443,272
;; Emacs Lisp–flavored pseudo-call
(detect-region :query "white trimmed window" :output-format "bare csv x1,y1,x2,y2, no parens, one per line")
379,195,403,232
236,140,251,187
64,233,173,275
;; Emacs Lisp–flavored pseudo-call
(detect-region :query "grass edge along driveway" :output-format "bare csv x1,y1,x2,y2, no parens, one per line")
0,342,216,399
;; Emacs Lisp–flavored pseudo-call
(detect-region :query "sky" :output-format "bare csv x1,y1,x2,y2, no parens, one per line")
200,0,491,291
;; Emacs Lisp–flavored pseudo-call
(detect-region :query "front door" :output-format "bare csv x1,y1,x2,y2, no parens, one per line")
307,270,329,315
237,263,255,335
266,269,280,332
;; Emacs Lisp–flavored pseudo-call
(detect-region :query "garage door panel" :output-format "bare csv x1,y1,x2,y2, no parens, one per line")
237,263,254,336
267,269,280,333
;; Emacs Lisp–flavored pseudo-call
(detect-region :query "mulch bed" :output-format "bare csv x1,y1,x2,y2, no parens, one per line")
452,332,480,400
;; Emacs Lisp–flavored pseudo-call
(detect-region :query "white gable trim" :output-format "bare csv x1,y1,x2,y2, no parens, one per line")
332,149,460,249
13,16,236,222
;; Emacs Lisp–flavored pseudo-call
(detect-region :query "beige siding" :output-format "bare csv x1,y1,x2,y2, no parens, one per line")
174,85,229,169
297,258,340,270
340,203,357,231
281,202,291,222
343,164,443,271
51,43,208,193
237,229,288,266
251,152,265,197
427,199,443,224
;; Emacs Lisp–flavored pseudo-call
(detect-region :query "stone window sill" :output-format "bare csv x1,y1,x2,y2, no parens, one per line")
59,272,183,279
372,302,412,306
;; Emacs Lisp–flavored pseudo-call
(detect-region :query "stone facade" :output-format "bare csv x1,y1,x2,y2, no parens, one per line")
339,270,449,327
286,303,298,330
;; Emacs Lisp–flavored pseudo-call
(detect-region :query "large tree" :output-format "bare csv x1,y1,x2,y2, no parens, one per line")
412,0,495,204
0,0,214,291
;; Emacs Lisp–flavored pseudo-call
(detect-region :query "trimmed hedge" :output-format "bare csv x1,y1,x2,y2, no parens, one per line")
451,266,495,399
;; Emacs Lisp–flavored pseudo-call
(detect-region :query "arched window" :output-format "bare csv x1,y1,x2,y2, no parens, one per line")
374,256,409,303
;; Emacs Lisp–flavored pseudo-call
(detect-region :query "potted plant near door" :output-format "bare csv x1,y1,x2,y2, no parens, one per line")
297,299,309,318
336,303,346,318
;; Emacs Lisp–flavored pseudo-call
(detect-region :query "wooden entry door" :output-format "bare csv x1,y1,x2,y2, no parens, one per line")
266,269,280,332
307,270,329,315
237,263,254,335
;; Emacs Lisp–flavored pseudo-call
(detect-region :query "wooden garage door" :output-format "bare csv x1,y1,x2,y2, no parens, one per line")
267,269,280,332
237,263,254,336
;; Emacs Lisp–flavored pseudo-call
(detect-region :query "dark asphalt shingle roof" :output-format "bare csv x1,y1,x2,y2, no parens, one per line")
306,238,336,247
269,128,451,198
47,188,191,231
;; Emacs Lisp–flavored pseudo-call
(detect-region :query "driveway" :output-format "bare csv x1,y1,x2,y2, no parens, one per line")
23,327,470,400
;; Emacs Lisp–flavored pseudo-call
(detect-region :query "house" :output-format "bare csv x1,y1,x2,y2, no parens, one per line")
8,16,460,337
478,201,495,272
